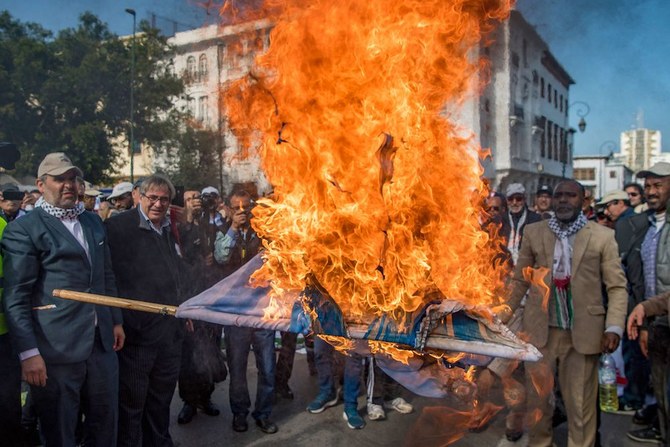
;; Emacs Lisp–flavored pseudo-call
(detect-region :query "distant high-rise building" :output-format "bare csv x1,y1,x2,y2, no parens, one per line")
620,128,662,172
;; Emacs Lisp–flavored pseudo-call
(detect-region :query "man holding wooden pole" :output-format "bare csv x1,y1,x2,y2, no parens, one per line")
1,152,124,446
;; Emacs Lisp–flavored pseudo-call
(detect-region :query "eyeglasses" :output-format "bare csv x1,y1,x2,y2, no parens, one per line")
141,193,170,206
487,206,501,212
508,196,525,203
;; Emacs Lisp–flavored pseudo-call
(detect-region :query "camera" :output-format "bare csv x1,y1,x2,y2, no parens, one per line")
2,190,24,201
201,193,218,211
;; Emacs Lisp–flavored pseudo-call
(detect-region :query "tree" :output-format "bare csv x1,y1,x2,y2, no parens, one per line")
158,127,221,191
0,11,186,184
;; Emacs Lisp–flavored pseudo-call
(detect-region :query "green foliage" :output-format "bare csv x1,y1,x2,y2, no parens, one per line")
161,127,222,191
0,11,189,184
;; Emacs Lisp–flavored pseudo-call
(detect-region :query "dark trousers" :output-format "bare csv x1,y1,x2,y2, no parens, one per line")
314,336,362,408
31,331,118,447
276,332,297,392
649,325,670,445
178,322,221,405
224,327,275,421
0,334,27,446
622,331,650,408
118,342,181,447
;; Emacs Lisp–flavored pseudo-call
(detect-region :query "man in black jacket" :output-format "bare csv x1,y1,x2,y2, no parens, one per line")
598,189,650,413
106,174,185,446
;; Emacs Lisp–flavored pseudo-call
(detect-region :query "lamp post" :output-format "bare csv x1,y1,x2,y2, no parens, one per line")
125,8,136,183
569,101,590,133
598,140,617,157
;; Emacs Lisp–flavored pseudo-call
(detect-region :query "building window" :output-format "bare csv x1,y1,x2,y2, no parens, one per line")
540,78,545,98
559,94,564,112
511,51,519,68
522,39,528,67
547,120,553,159
574,168,596,181
187,96,195,116
186,56,196,82
198,96,208,123
609,170,617,179
547,83,552,103
198,54,208,82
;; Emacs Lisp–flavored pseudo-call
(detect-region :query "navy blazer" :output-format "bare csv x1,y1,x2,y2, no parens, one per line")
1,208,121,364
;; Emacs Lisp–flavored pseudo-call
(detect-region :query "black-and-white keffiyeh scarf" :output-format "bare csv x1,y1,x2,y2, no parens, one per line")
507,208,527,265
36,196,85,220
547,212,588,328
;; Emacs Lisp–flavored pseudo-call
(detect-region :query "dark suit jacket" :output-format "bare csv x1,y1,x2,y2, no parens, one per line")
1,209,121,364
105,208,185,347
614,211,650,311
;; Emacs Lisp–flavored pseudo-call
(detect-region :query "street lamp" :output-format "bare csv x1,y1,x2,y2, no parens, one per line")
569,101,590,133
125,8,136,183
598,140,617,157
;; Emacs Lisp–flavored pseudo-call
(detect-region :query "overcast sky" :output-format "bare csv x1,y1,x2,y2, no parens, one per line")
4,0,668,156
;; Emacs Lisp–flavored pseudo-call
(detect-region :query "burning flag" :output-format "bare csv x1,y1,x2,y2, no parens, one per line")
216,0,521,351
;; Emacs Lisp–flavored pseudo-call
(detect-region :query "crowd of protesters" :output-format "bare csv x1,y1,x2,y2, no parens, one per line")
3,151,670,446
0,152,415,446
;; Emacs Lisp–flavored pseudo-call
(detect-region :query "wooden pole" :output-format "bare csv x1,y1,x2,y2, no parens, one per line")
52,289,177,316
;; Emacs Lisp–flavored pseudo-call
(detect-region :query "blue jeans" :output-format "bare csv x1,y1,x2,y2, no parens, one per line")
314,336,362,408
622,331,650,408
224,326,275,420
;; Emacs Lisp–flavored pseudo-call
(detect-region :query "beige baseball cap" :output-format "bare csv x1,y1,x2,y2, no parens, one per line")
637,162,670,178
84,181,101,197
596,190,629,206
37,152,83,178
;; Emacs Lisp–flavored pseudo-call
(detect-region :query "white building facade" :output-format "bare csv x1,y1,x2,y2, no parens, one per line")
164,19,274,196
480,10,575,199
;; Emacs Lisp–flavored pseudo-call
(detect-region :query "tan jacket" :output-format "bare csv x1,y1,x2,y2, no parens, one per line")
508,220,628,355
641,292,670,318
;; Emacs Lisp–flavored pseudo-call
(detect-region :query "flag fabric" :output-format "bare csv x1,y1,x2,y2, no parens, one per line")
175,254,540,397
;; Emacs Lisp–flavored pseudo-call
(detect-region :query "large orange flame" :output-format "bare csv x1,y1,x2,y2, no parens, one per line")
222,0,513,321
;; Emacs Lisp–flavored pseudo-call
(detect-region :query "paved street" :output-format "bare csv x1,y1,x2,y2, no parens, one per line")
169,351,653,447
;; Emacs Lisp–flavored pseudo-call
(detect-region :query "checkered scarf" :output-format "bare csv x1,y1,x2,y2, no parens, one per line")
36,196,85,220
547,212,587,328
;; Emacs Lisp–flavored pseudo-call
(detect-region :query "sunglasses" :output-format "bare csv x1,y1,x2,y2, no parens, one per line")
508,196,525,203
487,206,501,212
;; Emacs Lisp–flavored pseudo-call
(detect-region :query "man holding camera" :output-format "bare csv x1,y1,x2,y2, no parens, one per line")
214,189,278,434
176,188,228,424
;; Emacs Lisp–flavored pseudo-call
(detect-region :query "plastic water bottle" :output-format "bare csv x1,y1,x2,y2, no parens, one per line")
599,353,619,412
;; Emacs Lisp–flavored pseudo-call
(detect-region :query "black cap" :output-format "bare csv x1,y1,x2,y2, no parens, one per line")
0,183,19,193
536,185,552,195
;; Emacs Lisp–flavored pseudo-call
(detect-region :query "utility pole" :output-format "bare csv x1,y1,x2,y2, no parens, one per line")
125,8,136,183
